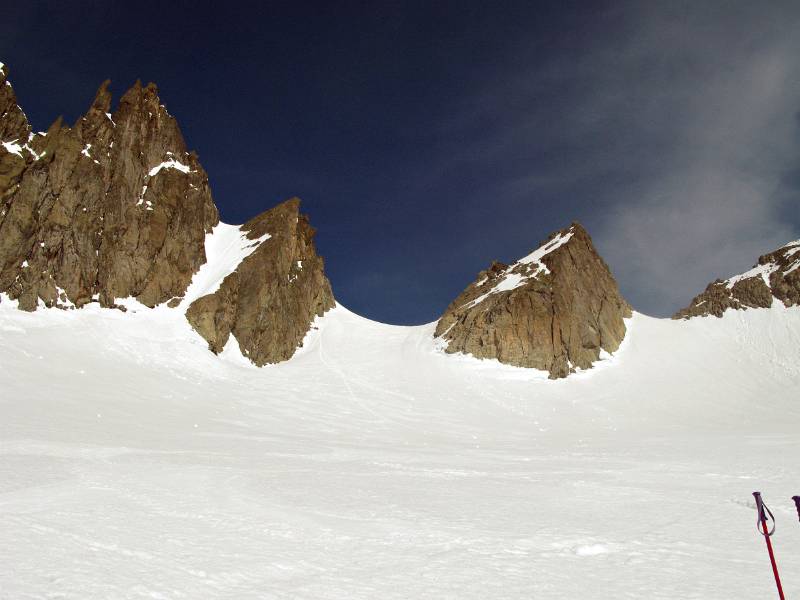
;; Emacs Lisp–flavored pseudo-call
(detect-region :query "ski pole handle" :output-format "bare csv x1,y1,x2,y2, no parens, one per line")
753,491,776,536
793,496,800,522
754,491,765,519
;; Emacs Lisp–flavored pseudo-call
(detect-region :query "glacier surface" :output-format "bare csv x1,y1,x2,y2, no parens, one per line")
1,295,799,598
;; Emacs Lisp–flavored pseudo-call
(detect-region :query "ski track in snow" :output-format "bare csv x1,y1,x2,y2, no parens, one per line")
1,271,800,597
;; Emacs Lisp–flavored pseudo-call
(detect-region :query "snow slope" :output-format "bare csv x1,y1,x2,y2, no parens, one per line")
178,222,271,308
1,250,800,598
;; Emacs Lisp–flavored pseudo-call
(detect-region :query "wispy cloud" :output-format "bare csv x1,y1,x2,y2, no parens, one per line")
593,3,800,315
438,2,800,316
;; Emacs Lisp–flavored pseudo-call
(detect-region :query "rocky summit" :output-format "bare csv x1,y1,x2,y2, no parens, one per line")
0,65,219,310
435,223,632,379
674,239,800,319
0,63,335,365
0,64,30,144
186,198,335,365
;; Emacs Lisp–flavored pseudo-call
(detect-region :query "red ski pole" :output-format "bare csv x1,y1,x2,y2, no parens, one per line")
753,492,785,600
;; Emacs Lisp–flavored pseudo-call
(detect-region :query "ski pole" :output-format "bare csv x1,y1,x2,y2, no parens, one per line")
753,492,785,600
793,496,800,522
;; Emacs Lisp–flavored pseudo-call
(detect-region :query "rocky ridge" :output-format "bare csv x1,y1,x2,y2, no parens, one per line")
0,62,335,365
674,240,800,319
186,198,335,365
435,223,632,379
0,64,219,310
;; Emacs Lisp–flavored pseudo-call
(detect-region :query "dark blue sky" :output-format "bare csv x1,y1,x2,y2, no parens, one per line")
3,1,799,323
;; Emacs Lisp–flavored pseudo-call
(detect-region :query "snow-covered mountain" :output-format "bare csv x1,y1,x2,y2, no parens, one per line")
2,61,800,598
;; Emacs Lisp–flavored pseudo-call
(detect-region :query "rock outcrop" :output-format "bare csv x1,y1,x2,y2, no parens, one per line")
674,240,800,319
186,198,335,365
0,63,30,143
0,62,336,366
435,223,632,379
0,63,32,216
0,66,219,311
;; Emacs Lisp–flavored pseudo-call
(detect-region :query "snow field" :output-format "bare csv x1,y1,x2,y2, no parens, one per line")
1,297,799,598
1,224,800,598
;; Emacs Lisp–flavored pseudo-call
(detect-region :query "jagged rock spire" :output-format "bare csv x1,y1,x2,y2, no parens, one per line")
0,62,336,367
0,70,218,310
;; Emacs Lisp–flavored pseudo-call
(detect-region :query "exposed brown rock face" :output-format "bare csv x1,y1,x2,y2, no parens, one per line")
0,64,33,213
0,70,219,311
0,63,336,367
0,63,30,143
186,198,335,365
674,240,800,319
435,223,632,379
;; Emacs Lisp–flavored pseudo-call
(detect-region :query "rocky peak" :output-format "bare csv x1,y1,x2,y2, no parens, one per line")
0,63,31,144
0,62,337,367
112,81,189,166
0,69,218,310
186,197,335,365
75,80,112,135
435,222,632,379
674,239,800,319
